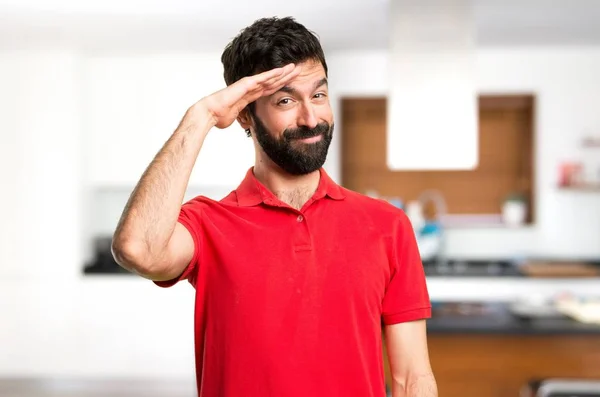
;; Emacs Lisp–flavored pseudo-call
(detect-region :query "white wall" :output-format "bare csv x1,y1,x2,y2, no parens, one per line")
0,49,83,280
0,49,193,379
82,53,255,188
1,45,599,379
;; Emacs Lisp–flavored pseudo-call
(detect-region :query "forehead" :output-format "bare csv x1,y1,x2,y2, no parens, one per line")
286,60,327,88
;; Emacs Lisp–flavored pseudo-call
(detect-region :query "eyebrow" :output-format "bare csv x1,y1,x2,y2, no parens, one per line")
277,77,328,96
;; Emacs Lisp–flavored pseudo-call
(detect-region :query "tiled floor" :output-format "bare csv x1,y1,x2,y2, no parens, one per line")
0,378,196,397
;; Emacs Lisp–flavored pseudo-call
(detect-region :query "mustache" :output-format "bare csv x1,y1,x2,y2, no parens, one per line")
283,122,331,140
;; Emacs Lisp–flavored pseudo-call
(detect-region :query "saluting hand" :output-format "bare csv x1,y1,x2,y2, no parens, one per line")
199,63,301,129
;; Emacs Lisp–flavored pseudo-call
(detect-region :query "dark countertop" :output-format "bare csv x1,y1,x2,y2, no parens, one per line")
423,259,521,277
427,302,600,335
86,233,600,279
423,258,600,278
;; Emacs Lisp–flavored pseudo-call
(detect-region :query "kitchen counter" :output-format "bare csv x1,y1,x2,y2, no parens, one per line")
385,301,600,397
427,301,600,335
423,259,521,277
423,258,600,278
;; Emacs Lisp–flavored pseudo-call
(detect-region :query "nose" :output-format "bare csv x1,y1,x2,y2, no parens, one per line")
297,103,319,129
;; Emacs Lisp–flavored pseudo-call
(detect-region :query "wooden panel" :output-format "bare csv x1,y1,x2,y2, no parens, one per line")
340,96,535,222
423,334,600,397
341,98,387,170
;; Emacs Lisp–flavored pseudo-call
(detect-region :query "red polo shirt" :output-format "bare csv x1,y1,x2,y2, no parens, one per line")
156,167,431,397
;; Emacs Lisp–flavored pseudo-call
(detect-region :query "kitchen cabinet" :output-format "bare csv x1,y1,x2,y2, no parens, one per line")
424,334,600,397
341,96,536,224
383,302,600,396
83,55,254,188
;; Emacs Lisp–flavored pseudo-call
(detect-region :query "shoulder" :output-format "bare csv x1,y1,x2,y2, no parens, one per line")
181,191,237,213
340,188,406,217
338,188,413,231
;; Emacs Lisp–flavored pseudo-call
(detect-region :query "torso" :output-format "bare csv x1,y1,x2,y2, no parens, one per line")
191,191,396,397
178,172,430,397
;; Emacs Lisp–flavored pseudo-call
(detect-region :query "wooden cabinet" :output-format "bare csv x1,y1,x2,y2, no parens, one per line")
385,333,600,397
341,96,536,223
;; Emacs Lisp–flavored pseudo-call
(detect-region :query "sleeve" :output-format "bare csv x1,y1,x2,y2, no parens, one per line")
381,210,432,325
153,198,203,288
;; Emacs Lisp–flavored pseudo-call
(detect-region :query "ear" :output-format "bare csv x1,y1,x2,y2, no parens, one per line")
236,108,253,130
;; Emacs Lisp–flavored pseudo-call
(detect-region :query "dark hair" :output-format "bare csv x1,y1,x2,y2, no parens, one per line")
221,17,328,137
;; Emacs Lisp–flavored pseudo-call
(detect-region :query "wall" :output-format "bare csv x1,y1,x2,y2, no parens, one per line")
0,49,83,280
1,45,599,379
81,53,255,188
0,49,194,379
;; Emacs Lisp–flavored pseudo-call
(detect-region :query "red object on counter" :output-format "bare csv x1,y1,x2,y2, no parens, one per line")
559,162,583,186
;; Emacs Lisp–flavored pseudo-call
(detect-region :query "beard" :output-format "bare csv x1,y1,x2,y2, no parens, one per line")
252,114,333,176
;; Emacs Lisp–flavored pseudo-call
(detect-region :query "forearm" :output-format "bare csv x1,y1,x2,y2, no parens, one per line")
392,373,438,397
112,102,214,268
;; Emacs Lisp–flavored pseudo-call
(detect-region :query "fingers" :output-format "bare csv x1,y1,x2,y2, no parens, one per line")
224,63,302,112
259,69,293,90
261,65,301,95
249,64,301,97
225,64,294,103
234,65,299,106
245,63,300,94
252,63,297,85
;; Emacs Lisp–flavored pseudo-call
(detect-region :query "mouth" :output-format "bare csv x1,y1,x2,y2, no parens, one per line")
296,134,323,144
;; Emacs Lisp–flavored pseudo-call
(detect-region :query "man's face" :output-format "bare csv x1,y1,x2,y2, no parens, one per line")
249,60,334,175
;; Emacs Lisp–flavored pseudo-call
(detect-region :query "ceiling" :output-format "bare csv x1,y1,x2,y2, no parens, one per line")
2,0,600,53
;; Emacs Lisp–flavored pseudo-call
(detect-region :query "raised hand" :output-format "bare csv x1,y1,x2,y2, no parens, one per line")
201,63,301,129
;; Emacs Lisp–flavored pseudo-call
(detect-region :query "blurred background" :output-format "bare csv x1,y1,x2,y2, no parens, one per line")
1,0,600,396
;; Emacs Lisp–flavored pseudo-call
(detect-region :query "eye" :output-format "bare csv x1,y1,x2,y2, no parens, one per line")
314,92,327,99
277,98,293,106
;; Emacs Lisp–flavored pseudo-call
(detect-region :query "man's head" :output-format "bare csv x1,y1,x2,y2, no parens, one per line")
221,17,333,175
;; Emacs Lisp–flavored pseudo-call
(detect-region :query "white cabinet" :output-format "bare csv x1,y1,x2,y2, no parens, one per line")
83,53,254,188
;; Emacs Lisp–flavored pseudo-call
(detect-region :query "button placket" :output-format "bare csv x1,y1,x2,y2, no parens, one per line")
292,212,312,251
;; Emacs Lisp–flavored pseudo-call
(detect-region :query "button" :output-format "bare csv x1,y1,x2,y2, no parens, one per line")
297,215,304,222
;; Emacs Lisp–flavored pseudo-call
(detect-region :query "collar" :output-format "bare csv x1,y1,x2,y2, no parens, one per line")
235,167,346,207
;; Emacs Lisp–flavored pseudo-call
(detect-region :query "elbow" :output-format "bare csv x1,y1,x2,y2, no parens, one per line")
111,237,153,276
111,237,172,280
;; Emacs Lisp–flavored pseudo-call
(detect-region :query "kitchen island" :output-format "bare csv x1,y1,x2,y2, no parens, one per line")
384,301,600,397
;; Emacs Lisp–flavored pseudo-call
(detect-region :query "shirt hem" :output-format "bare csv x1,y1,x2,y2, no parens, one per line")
153,217,200,288
382,306,432,325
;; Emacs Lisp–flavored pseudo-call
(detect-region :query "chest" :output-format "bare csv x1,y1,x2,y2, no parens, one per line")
200,207,391,319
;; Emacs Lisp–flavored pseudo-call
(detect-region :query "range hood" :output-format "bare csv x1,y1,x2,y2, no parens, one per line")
387,0,479,170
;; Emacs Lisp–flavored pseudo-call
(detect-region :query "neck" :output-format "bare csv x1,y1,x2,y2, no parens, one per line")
253,160,321,210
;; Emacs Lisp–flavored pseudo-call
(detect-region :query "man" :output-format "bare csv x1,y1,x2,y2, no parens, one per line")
112,16,437,397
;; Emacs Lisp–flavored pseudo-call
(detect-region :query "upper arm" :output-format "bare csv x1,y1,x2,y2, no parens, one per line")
384,320,433,378
381,211,431,324
155,221,195,282
152,200,204,286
